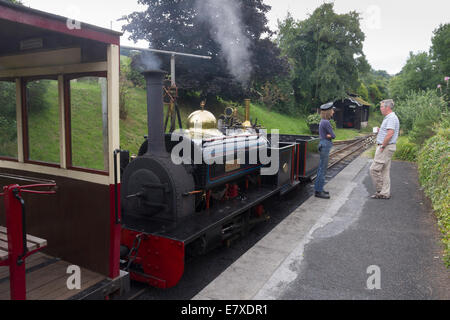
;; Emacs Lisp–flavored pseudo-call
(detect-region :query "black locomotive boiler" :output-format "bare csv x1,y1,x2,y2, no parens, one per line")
119,70,320,288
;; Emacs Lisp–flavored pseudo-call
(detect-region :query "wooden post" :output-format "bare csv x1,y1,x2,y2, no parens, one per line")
15,79,24,163
107,44,121,280
58,75,67,169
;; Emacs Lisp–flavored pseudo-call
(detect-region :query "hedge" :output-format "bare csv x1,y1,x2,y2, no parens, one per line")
417,124,450,266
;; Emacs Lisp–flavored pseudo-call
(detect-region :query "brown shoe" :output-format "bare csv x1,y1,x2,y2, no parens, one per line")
371,194,390,199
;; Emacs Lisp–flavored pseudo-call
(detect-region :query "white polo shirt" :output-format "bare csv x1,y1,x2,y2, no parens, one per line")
377,112,400,145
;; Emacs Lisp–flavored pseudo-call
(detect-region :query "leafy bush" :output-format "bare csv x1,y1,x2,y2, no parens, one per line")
395,90,447,144
259,78,296,114
393,136,418,162
0,81,18,158
409,116,439,146
0,81,16,118
0,116,17,157
305,114,336,132
26,80,50,114
417,123,450,266
306,113,321,125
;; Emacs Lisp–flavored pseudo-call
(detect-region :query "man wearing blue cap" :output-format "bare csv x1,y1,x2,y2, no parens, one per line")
314,102,336,199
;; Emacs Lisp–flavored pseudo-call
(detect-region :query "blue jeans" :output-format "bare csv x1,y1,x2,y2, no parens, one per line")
314,139,333,193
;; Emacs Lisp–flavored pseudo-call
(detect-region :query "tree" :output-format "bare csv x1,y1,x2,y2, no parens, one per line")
121,0,288,102
277,3,367,114
357,83,369,102
3,0,23,4
360,68,390,98
402,52,439,91
388,75,406,100
431,23,450,77
368,83,382,105
388,52,439,100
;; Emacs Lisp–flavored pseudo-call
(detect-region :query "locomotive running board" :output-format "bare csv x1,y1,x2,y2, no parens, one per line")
123,185,282,244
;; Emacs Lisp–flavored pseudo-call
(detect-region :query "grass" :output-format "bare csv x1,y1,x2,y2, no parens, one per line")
27,80,60,164
119,86,149,154
70,80,109,170
237,103,309,134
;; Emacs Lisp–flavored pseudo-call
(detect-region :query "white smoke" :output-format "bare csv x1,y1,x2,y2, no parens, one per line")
132,51,162,71
195,0,253,86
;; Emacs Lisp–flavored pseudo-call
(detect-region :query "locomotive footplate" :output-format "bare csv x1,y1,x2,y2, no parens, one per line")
121,184,288,288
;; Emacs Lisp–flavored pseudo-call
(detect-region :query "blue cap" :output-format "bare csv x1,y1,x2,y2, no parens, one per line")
320,102,335,111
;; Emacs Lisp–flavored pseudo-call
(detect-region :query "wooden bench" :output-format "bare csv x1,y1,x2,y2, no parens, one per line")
0,226,47,263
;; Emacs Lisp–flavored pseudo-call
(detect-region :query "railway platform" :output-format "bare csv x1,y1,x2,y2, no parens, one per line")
193,155,450,300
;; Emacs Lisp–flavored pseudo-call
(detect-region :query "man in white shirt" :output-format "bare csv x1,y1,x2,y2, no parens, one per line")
370,99,400,199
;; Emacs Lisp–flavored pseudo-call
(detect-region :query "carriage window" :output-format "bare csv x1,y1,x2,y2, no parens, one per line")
0,80,17,159
26,79,60,164
69,76,108,171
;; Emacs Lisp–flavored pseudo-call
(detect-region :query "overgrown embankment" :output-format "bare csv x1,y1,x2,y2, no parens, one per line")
417,122,450,266
391,89,449,265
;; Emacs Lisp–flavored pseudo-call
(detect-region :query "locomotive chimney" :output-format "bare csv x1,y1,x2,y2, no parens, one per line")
142,70,167,155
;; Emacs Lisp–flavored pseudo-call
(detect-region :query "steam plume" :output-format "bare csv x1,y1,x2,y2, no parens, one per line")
132,51,162,71
195,0,252,86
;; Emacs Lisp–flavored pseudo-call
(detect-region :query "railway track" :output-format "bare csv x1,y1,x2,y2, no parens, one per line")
328,134,376,168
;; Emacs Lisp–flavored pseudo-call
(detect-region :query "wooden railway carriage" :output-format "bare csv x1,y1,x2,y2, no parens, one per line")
0,2,128,299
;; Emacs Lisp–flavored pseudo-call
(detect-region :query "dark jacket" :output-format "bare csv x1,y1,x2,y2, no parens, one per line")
319,119,336,140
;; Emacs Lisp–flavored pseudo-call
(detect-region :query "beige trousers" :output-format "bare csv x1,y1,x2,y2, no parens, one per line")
370,144,396,197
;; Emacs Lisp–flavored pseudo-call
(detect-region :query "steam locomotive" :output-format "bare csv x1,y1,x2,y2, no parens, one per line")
119,70,320,288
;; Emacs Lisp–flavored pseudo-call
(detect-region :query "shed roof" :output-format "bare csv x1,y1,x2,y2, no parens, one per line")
351,96,372,107
0,0,122,45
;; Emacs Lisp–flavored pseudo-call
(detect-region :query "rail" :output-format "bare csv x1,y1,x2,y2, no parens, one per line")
328,134,376,168
309,134,376,181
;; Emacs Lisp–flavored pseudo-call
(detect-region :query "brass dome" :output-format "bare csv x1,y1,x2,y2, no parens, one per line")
187,110,223,138
187,110,218,130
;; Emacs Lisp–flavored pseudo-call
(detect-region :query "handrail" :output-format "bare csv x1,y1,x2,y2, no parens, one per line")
1,182,57,300
12,183,56,264
113,149,121,225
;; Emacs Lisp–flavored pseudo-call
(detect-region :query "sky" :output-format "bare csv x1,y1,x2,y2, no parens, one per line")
20,0,450,75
